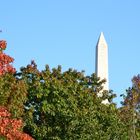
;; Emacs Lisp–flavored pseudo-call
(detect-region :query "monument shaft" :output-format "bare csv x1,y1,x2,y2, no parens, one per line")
96,32,109,90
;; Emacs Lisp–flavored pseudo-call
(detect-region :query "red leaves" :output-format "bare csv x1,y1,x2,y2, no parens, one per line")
0,40,34,139
0,40,6,50
0,106,34,140
0,40,16,75
0,107,10,117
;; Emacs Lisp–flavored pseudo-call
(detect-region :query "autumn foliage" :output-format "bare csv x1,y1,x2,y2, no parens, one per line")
1,39,140,139
0,40,15,75
0,106,34,140
0,40,33,139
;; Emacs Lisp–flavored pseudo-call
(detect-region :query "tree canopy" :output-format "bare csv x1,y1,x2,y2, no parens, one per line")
0,39,140,139
17,61,126,140
0,40,33,140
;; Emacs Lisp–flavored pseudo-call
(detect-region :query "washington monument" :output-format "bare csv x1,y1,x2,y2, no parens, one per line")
95,32,109,91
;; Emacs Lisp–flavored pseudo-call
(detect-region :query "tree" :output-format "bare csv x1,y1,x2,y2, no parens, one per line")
0,40,27,118
0,40,33,139
0,39,131,139
120,75,140,140
16,61,127,139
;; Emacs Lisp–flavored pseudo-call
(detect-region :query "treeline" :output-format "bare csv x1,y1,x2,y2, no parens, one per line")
0,40,140,140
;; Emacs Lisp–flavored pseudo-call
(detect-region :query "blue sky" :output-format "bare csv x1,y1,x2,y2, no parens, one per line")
1,0,140,106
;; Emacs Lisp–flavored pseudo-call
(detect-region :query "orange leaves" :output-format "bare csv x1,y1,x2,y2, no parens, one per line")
0,53,14,64
0,106,34,140
0,40,16,75
0,39,32,138
0,107,10,117
0,40,6,50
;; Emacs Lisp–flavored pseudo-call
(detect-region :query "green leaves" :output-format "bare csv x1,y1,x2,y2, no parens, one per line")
0,59,131,139
0,73,28,118
0,60,135,139
15,62,125,139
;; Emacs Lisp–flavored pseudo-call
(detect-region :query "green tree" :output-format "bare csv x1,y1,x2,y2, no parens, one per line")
17,61,127,140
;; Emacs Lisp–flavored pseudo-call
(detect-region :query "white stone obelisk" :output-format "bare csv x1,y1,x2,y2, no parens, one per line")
95,32,109,91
